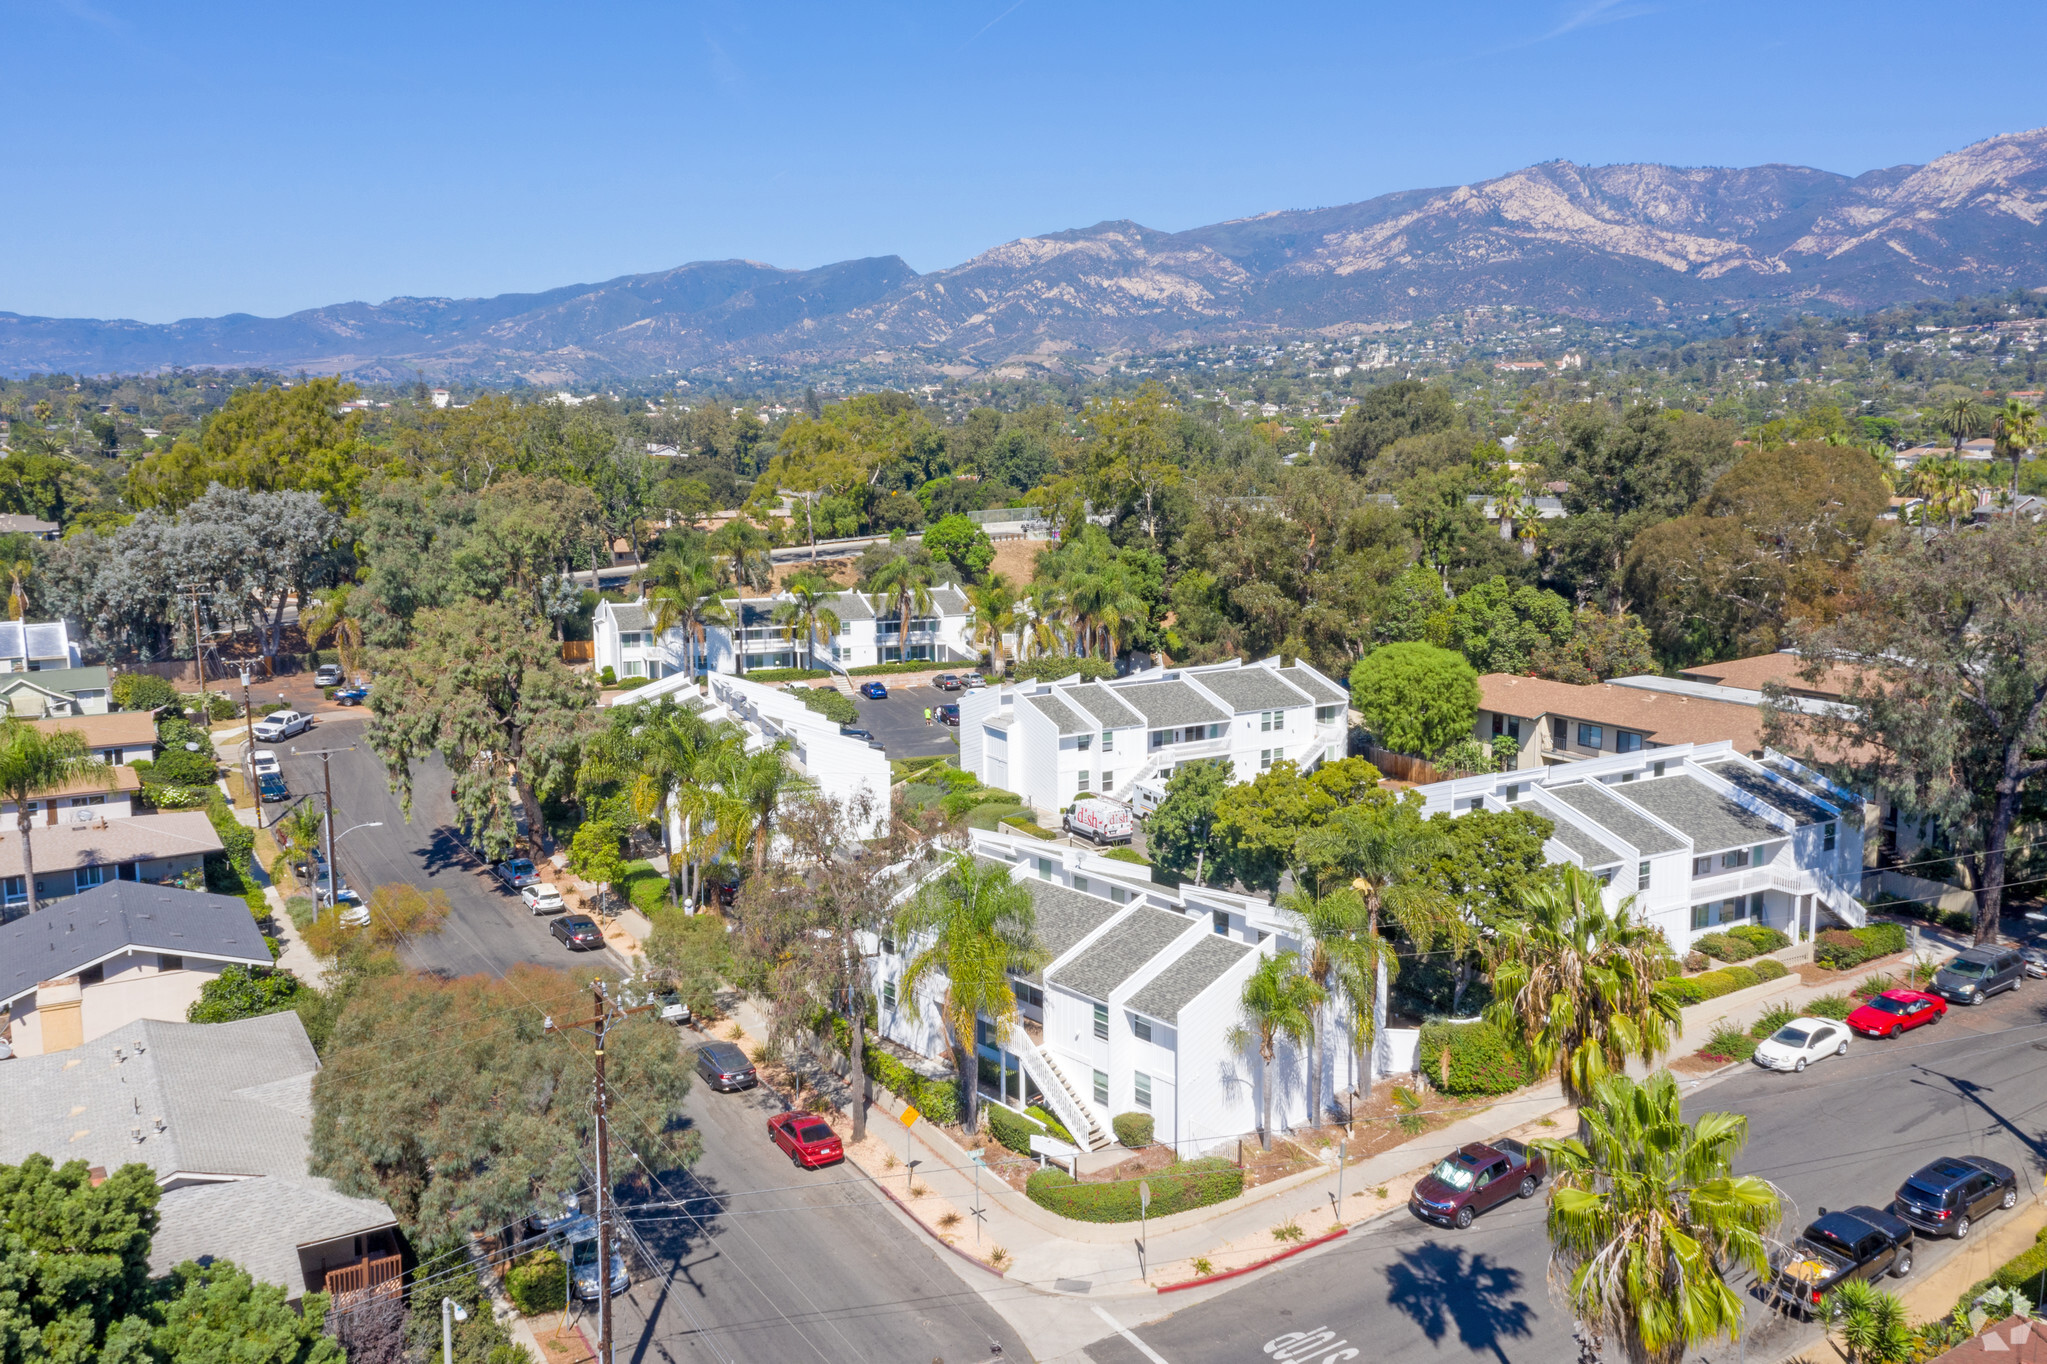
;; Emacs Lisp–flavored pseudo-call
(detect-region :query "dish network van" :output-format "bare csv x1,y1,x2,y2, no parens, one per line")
1063,797,1135,845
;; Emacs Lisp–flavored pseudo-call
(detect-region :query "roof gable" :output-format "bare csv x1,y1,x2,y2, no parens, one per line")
1048,906,1193,1001
1544,781,1687,856
0,882,273,1007
1613,774,1785,853
1187,667,1311,714
1126,934,1253,1022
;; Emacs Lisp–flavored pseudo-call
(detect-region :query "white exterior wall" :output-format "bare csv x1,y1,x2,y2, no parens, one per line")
8,954,228,1057
702,674,890,839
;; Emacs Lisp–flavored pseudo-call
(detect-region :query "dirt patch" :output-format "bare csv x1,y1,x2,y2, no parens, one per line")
526,1320,595,1363
770,558,860,589
1670,1050,1733,1076
987,537,1046,586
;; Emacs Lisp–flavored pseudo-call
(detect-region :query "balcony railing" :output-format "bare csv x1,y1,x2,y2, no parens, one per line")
322,1252,402,1308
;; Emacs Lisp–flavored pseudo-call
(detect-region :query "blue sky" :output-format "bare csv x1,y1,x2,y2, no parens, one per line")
6,0,2046,323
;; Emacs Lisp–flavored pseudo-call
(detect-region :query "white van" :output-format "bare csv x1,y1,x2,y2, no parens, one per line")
1130,780,1169,818
1064,798,1135,845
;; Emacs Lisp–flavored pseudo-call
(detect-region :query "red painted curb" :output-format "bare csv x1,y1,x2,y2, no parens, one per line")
1154,1226,1349,1293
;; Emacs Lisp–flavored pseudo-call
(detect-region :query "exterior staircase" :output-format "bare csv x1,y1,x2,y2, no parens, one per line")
1009,1026,1111,1151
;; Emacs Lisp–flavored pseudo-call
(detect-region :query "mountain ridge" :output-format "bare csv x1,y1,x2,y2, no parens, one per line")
7,129,2047,382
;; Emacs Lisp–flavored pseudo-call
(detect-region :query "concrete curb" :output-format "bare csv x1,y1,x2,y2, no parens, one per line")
1154,1226,1350,1294
861,1167,1010,1280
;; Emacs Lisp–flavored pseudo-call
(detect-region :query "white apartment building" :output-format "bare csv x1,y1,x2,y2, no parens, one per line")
592,586,980,680
1411,740,1867,954
872,829,1375,1155
958,657,1350,814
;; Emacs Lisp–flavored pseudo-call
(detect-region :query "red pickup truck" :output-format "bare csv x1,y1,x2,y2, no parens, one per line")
1408,1137,1547,1230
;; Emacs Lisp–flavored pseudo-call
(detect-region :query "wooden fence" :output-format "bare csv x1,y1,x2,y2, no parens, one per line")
560,640,595,663
1365,746,1463,786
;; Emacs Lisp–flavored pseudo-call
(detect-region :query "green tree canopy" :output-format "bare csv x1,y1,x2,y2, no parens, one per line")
922,513,996,579
1145,758,1232,886
1327,380,1458,478
1444,575,1575,674
187,966,303,1024
1349,642,1480,757
125,377,372,512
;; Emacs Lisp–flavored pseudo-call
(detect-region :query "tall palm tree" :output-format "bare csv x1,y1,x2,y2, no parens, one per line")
1484,864,1679,1106
1946,393,1982,452
0,721,109,916
894,852,1046,1133
1228,951,1323,1150
1534,1071,1782,1364
869,553,935,665
644,542,728,679
716,739,807,874
1907,454,1976,534
709,518,772,597
773,570,841,671
965,575,1017,675
1278,885,1372,1127
299,585,366,681
1996,399,2040,508
1020,581,1066,662
578,698,745,904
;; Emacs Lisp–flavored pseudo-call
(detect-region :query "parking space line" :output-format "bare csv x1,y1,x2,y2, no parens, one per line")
1092,1306,1172,1364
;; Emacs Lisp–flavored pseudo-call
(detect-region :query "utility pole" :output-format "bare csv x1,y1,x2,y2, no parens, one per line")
177,584,210,714
237,665,259,823
293,746,356,907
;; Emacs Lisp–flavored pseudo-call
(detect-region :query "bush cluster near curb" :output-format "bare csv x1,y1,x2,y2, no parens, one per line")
506,1249,567,1315
1654,957,1788,1006
863,1044,961,1126
746,668,832,683
986,1104,1057,1155
1010,657,1115,683
1693,925,1791,963
1026,1158,1241,1222
847,661,964,677
1416,1020,1528,1096
1112,1113,1154,1148
1814,922,1909,971
1000,815,1058,840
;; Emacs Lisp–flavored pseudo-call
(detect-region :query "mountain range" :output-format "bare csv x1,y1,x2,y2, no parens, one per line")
8,128,2047,384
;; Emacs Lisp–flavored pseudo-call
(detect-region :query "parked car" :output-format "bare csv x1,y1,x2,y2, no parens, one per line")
521,883,566,916
314,664,344,687
1063,798,1135,845
962,673,986,689
1846,988,1946,1039
560,1216,629,1301
550,915,604,951
1409,1138,1546,1230
1934,945,2025,1005
650,987,690,1025
2023,945,2047,979
334,684,369,706
338,903,372,928
316,883,360,909
933,673,963,691
1752,1016,1849,1073
695,1040,757,1092
768,1111,845,1167
251,749,280,776
525,1193,582,1236
936,703,960,726
1893,1156,2018,1240
495,858,540,890
858,681,888,699
252,710,312,742
1771,1207,1914,1313
257,772,289,804
1130,779,1169,818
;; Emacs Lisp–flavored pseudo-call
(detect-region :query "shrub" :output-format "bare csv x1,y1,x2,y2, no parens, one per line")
1807,993,1855,1021
1752,958,1790,982
862,1043,960,1125
1416,1020,1528,1096
1989,1227,2047,1293
505,1250,567,1315
999,815,1058,840
797,688,859,726
1103,847,1150,865
1009,657,1116,683
1728,924,1791,952
1682,951,1709,974
186,966,302,1023
285,895,316,931
1722,965,1760,991
1815,923,1909,971
112,672,179,712
746,668,832,683
1112,1113,1154,1148
1655,969,1738,1007
599,666,617,686
1750,1004,1798,1039
1699,1024,1758,1063
985,1103,1049,1156
847,660,976,677
1693,932,1759,963
1025,1158,1241,1222
621,860,667,915
1854,972,1896,999
1025,1106,1074,1145
151,746,217,787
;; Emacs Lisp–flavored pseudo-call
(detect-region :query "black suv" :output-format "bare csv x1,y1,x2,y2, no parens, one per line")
695,1041,757,1092
1892,1155,2019,1240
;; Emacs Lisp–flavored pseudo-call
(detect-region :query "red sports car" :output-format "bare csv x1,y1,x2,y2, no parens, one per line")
768,1111,844,1168
1847,988,1947,1039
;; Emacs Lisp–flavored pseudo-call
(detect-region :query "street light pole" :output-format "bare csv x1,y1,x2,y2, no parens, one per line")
440,1297,468,1364
291,746,359,907
238,665,259,823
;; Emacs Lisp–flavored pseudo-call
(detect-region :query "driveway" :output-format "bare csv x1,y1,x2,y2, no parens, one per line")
269,715,627,978
844,682,963,762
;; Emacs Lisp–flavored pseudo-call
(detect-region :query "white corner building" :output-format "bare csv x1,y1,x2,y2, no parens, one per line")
592,587,981,680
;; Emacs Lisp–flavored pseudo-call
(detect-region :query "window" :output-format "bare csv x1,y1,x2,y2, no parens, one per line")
0,876,21,905
1720,849,1749,870
622,660,645,678
1007,973,1043,1010
1617,731,1643,754
1638,861,1651,891
1692,856,1711,876
1093,1003,1109,1040
1691,904,1711,929
1208,723,1225,740
1577,724,1603,750
1101,771,1114,790
1550,717,1567,746
1077,771,1090,792
1260,748,1275,770
1261,711,1273,732
1036,857,1052,880
1101,730,1113,751
1134,1072,1152,1109
1212,910,1229,936
1753,844,1769,867
1073,876,1090,895
1110,886,1128,904
157,954,183,972
1132,1015,1152,1043
1504,784,1522,802
1151,730,1167,750
882,978,896,1009
1720,897,1748,924
74,866,105,893
1093,1070,1109,1107
77,963,104,986
1824,821,1838,851
1317,704,1342,723
1652,760,1667,777
1078,734,1092,750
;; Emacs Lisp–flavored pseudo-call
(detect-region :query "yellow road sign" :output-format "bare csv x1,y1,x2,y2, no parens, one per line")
901,1105,920,1127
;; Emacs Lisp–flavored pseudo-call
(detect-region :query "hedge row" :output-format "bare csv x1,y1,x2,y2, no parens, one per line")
862,1043,961,1126
747,668,832,682
1693,925,1791,962
1010,657,1115,683
1025,1158,1241,1223
846,660,969,677
1416,1020,1528,1097
1000,815,1058,840
1814,922,1909,971
986,1103,1072,1156
1653,958,1789,1006
796,687,859,726
1989,1226,2047,1295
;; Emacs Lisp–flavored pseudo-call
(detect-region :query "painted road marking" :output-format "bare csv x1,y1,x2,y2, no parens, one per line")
1092,1305,1171,1364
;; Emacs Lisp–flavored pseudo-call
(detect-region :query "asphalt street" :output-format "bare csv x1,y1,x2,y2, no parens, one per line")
1088,980,2047,1364
269,715,627,978
609,1047,1028,1364
842,681,964,761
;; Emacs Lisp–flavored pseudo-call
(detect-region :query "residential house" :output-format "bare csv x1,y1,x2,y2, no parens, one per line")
0,515,59,540
0,761,141,823
874,829,1366,1156
0,619,80,672
33,710,159,764
0,808,224,918
593,585,980,680
1472,673,1772,767
0,882,274,1056
0,1011,402,1307
0,664,111,716
960,657,1350,815
1413,739,1865,953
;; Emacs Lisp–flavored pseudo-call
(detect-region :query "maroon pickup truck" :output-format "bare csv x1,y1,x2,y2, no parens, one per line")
1409,1137,1547,1230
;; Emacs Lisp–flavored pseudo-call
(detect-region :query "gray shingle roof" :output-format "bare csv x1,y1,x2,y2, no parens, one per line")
826,591,876,621
929,585,969,616
1114,680,1229,729
1614,775,1786,853
1048,906,1193,1001
1545,782,1686,856
0,665,110,697
1126,934,1253,1023
1024,691,1089,736
1188,667,1311,714
611,603,650,632
1511,801,1622,868
1277,667,1347,707
735,600,782,627
1062,683,1142,729
1702,761,1838,826
151,1178,396,1299
969,858,1122,980
0,882,273,1008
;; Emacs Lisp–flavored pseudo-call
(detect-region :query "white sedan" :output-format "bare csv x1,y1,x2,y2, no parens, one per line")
1753,1016,1850,1073
521,883,566,916
251,750,281,776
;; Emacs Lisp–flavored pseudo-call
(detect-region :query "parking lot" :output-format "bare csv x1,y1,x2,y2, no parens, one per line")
838,680,964,761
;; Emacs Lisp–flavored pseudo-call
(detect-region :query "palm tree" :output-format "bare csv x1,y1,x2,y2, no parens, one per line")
1278,885,1373,1127
5,559,29,622
644,542,728,679
1020,581,1066,662
716,739,807,874
773,570,841,671
965,575,1017,675
1996,399,2040,508
0,720,109,916
1484,864,1680,1106
299,585,366,682
1946,393,1982,452
894,852,1046,1133
1228,951,1323,1150
709,518,772,597
1907,454,1976,533
1535,1071,1782,1364
1821,1280,1914,1364
578,698,745,905
868,553,935,665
